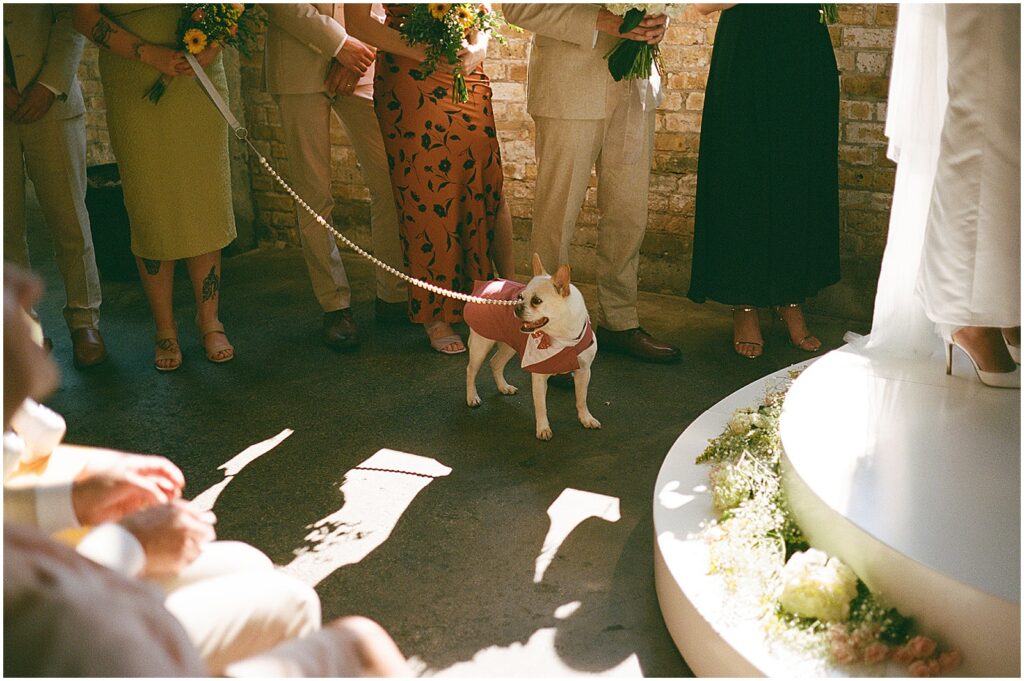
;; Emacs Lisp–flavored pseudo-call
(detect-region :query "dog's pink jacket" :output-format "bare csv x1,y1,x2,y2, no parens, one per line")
463,279,595,375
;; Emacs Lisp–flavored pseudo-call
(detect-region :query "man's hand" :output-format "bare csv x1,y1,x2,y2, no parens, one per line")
597,9,670,44
72,453,186,525
119,500,216,577
325,60,360,97
4,86,20,115
334,35,374,76
12,82,55,124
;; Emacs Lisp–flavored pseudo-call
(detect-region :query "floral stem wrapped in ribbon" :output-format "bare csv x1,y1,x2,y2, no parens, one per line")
603,3,686,82
398,3,511,103
145,4,262,103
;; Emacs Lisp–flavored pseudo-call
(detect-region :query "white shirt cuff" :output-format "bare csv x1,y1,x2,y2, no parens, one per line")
76,522,146,578
37,81,62,98
331,34,349,59
34,480,79,533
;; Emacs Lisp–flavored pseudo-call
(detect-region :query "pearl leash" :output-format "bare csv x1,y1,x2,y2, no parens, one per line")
183,54,516,308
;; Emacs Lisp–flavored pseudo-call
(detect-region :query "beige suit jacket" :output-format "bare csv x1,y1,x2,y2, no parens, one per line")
262,3,349,95
3,3,85,121
504,3,643,120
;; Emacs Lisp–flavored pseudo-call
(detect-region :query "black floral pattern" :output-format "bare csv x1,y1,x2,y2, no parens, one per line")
373,5,502,324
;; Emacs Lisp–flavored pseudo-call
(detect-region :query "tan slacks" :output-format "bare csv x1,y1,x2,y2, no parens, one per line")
4,113,101,330
155,540,321,676
530,89,656,331
274,93,406,311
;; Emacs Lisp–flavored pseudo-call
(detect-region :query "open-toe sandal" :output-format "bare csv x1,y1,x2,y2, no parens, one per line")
732,307,764,359
425,323,466,355
772,304,821,352
196,317,235,363
155,328,182,372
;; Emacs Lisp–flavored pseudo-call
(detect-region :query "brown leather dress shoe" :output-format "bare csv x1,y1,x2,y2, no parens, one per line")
323,308,359,352
595,326,681,364
70,328,108,369
374,298,411,324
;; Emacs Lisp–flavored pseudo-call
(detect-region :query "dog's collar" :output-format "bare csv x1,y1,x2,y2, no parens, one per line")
573,319,590,343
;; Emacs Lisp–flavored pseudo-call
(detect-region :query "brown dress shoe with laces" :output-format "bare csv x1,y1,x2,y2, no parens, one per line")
595,326,681,364
323,308,359,352
71,328,108,369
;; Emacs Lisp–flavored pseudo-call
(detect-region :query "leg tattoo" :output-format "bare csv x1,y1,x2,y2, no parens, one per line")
142,258,161,276
201,266,220,302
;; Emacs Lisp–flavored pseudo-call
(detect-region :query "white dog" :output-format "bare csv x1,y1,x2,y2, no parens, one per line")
463,254,601,440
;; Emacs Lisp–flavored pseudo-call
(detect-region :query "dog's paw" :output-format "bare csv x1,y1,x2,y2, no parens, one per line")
536,426,553,441
498,383,518,396
579,414,602,429
467,394,481,408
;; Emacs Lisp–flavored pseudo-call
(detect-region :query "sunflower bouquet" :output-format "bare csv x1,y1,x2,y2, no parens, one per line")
398,3,510,103
145,4,262,103
603,3,686,82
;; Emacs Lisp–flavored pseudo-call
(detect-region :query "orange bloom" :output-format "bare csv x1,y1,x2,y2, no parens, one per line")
191,8,205,21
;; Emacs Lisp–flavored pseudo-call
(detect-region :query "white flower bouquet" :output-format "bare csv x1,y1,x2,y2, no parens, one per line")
603,3,686,81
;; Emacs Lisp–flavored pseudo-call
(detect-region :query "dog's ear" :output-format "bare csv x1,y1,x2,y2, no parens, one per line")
553,264,572,298
531,253,547,277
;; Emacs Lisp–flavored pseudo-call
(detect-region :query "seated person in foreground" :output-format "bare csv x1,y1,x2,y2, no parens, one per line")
2,263,410,677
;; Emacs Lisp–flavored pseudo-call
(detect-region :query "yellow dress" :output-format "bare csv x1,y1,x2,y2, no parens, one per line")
98,4,236,261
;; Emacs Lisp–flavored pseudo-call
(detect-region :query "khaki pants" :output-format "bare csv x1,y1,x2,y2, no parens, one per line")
4,114,101,330
530,93,656,331
274,93,406,311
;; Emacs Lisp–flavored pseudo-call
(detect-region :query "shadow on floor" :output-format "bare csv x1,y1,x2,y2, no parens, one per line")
24,202,870,676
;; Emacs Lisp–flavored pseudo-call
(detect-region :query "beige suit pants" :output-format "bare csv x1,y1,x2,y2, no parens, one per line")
274,93,406,311
4,114,101,330
531,95,656,331
155,540,321,676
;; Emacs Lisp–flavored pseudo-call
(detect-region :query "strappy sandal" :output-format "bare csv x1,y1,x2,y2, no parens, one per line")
425,321,466,355
732,307,764,359
772,304,821,352
155,327,182,372
196,316,235,363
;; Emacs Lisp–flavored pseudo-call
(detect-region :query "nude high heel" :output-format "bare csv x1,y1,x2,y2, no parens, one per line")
1003,333,1021,364
941,325,1020,389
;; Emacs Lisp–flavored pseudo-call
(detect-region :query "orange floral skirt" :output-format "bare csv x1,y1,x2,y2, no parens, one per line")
374,52,502,324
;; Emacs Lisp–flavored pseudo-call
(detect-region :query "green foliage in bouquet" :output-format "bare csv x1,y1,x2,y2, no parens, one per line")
819,3,839,24
399,3,511,103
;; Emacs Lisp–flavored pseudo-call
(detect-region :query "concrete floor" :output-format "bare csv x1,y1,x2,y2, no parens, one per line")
25,195,870,677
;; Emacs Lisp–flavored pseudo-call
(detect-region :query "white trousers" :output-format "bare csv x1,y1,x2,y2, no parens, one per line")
274,93,406,311
917,4,1021,327
155,541,321,676
4,114,102,330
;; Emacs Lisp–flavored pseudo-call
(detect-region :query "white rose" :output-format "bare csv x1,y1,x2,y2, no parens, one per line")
778,549,859,623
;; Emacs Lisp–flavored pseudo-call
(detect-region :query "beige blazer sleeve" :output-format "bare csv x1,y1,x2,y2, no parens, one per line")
262,3,347,94
502,3,601,47
263,3,347,58
36,4,84,99
3,4,84,119
501,3,617,120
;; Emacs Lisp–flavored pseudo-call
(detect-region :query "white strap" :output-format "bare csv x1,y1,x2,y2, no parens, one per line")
186,53,247,140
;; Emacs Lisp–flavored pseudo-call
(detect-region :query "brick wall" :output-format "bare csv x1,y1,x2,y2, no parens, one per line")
77,3,897,320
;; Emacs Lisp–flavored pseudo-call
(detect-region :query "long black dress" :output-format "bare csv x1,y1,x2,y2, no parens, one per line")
688,4,840,306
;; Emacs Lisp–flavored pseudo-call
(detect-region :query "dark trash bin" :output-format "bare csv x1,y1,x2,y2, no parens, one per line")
86,163,138,282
